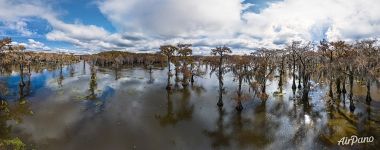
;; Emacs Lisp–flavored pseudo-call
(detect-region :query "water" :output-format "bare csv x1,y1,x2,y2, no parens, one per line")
0,61,379,150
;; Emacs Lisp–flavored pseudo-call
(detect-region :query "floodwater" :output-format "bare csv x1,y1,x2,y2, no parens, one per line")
0,61,379,150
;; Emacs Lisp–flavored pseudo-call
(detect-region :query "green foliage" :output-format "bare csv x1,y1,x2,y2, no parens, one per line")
0,137,26,150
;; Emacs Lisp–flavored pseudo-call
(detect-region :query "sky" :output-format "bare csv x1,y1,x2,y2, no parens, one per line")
0,0,379,54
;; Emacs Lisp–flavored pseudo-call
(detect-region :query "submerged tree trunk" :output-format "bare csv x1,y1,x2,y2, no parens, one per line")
217,56,224,107
82,60,86,75
238,77,242,97
19,63,25,86
182,62,189,88
302,73,310,101
336,77,341,94
166,75,171,90
342,77,347,94
19,72,25,99
166,58,171,90
278,60,284,93
236,76,243,112
292,59,297,90
167,58,171,73
349,92,355,112
366,78,372,103
349,71,354,93
190,63,194,85
28,64,31,74
329,80,334,99
298,65,302,89
26,73,31,96
349,71,355,112
262,79,266,94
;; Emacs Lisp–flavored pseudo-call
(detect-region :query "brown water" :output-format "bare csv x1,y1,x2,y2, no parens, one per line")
0,61,379,150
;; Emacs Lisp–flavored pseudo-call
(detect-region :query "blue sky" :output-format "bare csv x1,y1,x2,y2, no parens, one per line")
0,0,379,54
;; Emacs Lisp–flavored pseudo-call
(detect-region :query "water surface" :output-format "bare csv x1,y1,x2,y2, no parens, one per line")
0,61,379,149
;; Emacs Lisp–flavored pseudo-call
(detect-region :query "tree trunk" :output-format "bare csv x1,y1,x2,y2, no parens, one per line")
19,63,25,86
328,78,334,99
238,77,242,97
336,77,341,94
298,65,302,89
366,79,372,103
349,92,355,112
342,77,347,94
262,79,266,94
166,57,171,90
302,73,310,101
279,60,284,93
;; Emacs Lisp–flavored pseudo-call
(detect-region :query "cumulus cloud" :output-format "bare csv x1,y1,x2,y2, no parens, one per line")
27,39,50,50
0,0,54,20
98,0,244,38
1,0,380,54
3,20,34,36
240,0,380,44
11,39,50,51
45,17,140,51
95,0,380,53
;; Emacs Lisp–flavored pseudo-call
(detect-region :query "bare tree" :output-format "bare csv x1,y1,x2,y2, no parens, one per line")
211,46,232,107
354,40,378,103
177,43,193,88
251,48,274,100
160,45,178,90
231,55,250,111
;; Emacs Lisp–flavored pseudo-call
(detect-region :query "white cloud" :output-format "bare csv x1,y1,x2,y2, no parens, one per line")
11,39,50,50
0,0,54,20
1,0,380,54
96,0,380,52
3,20,34,36
46,18,110,41
240,0,380,43
0,0,121,51
98,0,243,38
27,39,50,50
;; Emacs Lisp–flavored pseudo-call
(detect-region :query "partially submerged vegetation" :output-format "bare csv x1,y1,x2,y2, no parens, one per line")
1,37,380,148
2,37,380,109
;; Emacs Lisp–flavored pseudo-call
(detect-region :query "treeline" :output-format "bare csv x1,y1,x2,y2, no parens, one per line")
157,40,380,111
82,51,166,68
1,38,80,75
1,37,380,111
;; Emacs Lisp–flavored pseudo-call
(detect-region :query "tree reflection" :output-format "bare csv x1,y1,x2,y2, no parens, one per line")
203,107,230,148
156,88,194,126
114,67,120,81
0,77,32,149
176,88,193,120
82,60,86,75
0,98,31,149
0,81,7,99
87,65,97,100
0,100,16,149
69,64,75,77
233,101,274,148
147,69,155,84
217,79,224,107
57,64,64,88
157,90,176,126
